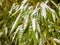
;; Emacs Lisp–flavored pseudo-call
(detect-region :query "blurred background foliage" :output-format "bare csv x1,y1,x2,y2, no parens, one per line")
0,0,60,45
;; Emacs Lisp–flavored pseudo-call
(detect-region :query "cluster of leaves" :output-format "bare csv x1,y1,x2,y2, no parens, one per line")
0,0,60,45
